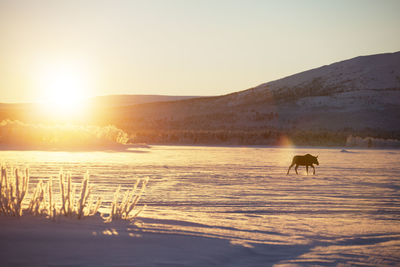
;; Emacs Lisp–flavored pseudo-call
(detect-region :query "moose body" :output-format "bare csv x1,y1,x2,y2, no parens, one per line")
287,154,319,175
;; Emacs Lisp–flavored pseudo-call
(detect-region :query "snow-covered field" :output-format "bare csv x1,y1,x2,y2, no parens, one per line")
1,146,400,266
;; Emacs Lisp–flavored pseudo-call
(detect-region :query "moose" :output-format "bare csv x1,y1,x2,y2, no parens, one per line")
287,154,319,175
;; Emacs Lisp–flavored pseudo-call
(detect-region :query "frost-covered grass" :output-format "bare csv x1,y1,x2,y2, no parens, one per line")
106,178,149,222
0,167,29,216
57,171,102,219
0,166,147,222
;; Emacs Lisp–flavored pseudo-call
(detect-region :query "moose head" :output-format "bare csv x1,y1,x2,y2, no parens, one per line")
314,155,319,166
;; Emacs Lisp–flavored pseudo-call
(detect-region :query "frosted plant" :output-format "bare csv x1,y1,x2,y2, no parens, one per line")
1,166,102,220
58,171,102,219
0,166,149,222
75,172,102,219
105,177,149,223
25,171,101,219
26,176,57,220
27,179,49,216
0,166,29,217
46,177,56,220
59,171,74,216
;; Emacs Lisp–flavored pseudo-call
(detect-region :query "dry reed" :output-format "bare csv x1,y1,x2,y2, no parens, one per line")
0,166,147,223
0,167,29,217
105,177,149,222
1,166,101,219
58,171,102,219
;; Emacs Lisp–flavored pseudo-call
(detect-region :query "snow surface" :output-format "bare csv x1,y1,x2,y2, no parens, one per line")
1,146,400,266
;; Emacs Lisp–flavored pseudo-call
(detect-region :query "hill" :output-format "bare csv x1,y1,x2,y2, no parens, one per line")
101,52,400,145
90,94,198,108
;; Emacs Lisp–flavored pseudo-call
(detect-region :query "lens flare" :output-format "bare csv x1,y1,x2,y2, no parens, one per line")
278,135,294,148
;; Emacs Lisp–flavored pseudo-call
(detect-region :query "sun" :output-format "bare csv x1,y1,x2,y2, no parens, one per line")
36,63,91,120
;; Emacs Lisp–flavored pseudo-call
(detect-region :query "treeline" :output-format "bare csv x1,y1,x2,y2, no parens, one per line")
0,120,128,150
128,129,349,146
346,135,400,148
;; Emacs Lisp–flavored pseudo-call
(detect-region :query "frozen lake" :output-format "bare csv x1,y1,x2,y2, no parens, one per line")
1,146,400,265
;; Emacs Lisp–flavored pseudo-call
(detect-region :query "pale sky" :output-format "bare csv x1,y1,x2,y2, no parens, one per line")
0,0,399,103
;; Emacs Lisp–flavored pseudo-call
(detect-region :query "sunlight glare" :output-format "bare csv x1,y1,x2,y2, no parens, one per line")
36,62,92,120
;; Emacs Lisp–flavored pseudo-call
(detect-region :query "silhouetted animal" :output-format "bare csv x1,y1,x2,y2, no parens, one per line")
287,154,319,175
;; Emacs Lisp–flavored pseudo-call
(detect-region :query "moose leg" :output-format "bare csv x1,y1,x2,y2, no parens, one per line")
294,164,299,175
306,165,309,175
287,163,295,175
311,164,315,175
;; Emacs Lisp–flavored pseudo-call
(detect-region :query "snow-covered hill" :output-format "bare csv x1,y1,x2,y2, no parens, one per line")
243,51,400,131
256,51,400,93
224,51,400,106
117,51,400,134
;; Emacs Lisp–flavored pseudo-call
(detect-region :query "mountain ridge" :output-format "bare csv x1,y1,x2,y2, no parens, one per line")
257,51,400,91
106,51,400,141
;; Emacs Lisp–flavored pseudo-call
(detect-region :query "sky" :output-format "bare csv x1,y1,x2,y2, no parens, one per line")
0,0,399,103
